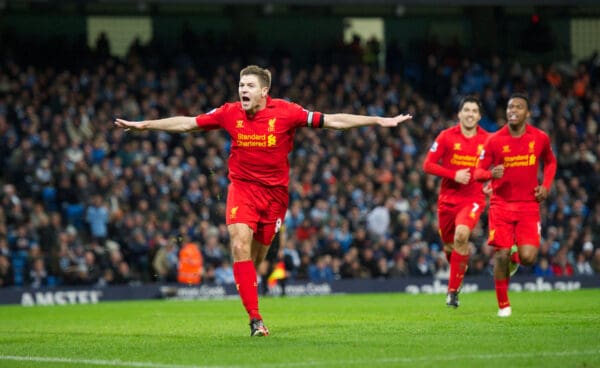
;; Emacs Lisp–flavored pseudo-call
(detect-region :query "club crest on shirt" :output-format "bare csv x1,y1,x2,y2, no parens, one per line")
528,141,535,153
230,206,239,219
268,118,276,132
477,144,484,154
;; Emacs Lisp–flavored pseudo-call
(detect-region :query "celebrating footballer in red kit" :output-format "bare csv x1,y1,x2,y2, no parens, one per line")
114,65,412,336
475,93,556,317
423,96,489,308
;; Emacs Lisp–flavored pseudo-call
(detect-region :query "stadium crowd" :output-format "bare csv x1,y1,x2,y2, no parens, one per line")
0,30,599,289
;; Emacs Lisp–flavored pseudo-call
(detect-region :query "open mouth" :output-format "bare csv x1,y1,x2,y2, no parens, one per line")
241,96,250,102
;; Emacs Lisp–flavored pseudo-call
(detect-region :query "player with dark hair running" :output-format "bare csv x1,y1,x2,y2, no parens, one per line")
475,93,556,317
423,96,489,308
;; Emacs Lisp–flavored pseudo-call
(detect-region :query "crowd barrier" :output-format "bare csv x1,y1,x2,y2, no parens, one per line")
1,275,598,306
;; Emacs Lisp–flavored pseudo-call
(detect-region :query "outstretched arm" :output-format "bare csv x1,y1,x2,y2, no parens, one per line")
323,113,412,130
114,117,199,133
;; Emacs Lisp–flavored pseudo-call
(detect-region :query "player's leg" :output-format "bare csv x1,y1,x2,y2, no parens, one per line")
229,223,263,323
447,202,483,308
225,183,266,335
448,224,471,291
518,245,538,265
246,187,287,336
489,207,513,317
493,247,512,317
443,244,453,263
229,224,269,337
438,205,460,306
251,239,270,270
514,213,541,267
438,205,454,263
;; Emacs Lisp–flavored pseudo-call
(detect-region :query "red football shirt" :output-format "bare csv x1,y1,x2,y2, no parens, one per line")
423,125,489,204
474,124,557,210
195,97,323,187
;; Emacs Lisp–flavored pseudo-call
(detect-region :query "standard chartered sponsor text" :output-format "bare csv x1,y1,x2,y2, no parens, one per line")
503,154,534,167
450,154,477,167
237,133,268,147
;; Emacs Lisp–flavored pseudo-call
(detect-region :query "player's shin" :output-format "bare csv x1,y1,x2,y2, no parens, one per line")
233,260,262,321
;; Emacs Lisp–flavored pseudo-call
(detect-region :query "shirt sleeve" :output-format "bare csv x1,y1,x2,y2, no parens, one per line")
474,138,494,182
289,102,324,128
540,133,557,190
423,134,457,180
195,106,225,130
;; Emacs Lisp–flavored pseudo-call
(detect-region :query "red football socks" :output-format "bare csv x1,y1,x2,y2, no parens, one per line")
495,278,510,309
448,251,469,293
510,250,521,265
233,260,261,321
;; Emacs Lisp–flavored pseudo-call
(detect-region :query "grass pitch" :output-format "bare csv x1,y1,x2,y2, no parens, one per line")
0,289,599,368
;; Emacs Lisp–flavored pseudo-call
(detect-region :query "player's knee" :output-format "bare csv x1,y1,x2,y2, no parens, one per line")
230,240,251,260
454,231,469,246
494,249,510,265
519,246,538,266
519,253,536,266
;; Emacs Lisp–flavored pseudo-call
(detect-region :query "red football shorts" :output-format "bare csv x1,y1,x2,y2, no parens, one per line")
226,181,288,245
438,200,485,244
487,206,541,249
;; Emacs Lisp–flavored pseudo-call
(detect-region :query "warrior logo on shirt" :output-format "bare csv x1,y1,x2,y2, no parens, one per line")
236,120,244,128
502,145,511,153
454,143,461,151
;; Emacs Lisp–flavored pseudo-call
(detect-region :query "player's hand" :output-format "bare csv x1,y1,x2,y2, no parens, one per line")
114,118,147,131
482,182,493,196
454,168,471,184
377,114,413,127
490,165,504,179
534,185,548,202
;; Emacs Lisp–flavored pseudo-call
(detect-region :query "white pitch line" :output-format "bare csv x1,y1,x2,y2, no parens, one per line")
1,350,599,368
0,356,217,368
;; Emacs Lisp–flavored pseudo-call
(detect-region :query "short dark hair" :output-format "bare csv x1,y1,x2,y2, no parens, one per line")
508,93,530,110
458,95,482,114
240,65,272,90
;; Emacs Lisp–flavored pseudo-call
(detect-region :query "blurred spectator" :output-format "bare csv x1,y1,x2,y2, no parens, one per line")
551,247,574,277
177,242,203,285
308,255,335,283
215,259,235,285
575,243,595,276
389,256,409,278
85,194,110,245
0,255,13,287
28,257,49,288
152,235,179,282
533,257,555,277
366,197,396,240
